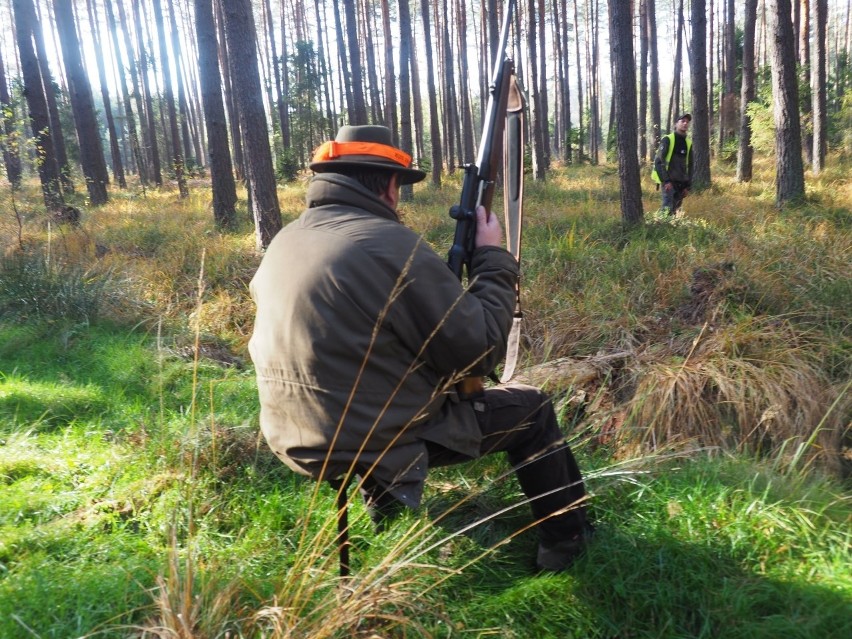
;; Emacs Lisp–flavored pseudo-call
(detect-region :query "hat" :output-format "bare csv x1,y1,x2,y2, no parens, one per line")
676,113,692,122
310,125,426,185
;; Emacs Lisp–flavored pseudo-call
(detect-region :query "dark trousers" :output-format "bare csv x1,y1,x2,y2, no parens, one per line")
362,384,588,544
661,180,689,215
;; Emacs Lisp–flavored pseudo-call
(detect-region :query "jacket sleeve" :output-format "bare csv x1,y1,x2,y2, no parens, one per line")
389,243,518,380
654,137,670,183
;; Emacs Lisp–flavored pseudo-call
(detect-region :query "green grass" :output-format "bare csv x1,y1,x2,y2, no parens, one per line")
0,162,849,637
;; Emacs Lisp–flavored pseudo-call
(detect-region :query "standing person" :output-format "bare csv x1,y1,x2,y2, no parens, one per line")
249,125,593,572
653,113,693,216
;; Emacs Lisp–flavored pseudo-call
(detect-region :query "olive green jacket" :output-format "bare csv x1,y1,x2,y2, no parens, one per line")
249,174,518,507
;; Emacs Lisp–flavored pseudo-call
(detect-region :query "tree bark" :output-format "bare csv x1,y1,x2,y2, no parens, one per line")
152,0,187,197
770,0,806,207
421,0,443,185
573,0,584,162
13,0,64,210
811,0,828,174
737,0,758,182
343,0,367,124
608,0,643,225
398,0,414,201
647,0,661,153
221,0,282,249
107,0,147,185
0,47,22,189
380,0,398,140
130,0,163,186
87,0,125,189
215,0,244,181
690,0,712,190
53,0,109,204
194,0,237,229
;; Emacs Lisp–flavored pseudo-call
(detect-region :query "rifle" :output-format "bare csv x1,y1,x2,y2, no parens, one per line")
447,0,525,392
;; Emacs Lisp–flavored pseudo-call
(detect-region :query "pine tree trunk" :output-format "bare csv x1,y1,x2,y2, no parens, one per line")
131,0,163,186
108,0,148,185
87,0,125,189
168,0,195,169
0,47,23,189
221,0,282,248
528,0,545,178
194,0,236,229
343,0,368,124
456,0,475,163
12,0,64,210
54,0,109,204
153,0,187,197
608,0,643,225
770,0,806,207
381,0,398,140
638,0,649,163
398,0,414,201
737,0,757,182
573,0,584,162
811,0,828,174
215,0,244,181
647,0,661,153
421,0,443,185
691,0,712,190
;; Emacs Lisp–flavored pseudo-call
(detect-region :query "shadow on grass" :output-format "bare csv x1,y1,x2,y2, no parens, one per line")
444,522,852,639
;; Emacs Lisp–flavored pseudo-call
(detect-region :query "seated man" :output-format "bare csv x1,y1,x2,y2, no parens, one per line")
248,125,592,571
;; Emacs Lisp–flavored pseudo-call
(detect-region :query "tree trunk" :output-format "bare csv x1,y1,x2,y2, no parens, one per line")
0,47,22,189
440,0,459,171
221,0,282,249
456,0,475,163
537,0,550,169
528,0,545,178
811,0,828,174
194,0,236,229
168,0,195,169
559,0,572,164
343,0,368,124
361,0,384,124
13,0,64,210
421,0,443,185
215,0,244,181
668,0,684,129
108,0,148,185
398,0,414,201
737,0,758,182
573,0,584,162
770,0,806,207
800,0,813,166
380,0,398,140
608,0,643,225
53,0,109,204
131,0,163,186
690,0,712,190
647,0,661,153
86,0,125,189
638,0,649,162
152,0,187,197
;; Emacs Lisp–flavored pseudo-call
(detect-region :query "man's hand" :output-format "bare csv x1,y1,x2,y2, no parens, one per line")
663,182,673,193
474,205,503,248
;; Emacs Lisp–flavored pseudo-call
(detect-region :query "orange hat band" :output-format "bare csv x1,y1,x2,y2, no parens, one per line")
312,141,412,168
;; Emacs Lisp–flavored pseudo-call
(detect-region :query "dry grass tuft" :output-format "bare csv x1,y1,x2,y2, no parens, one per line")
618,318,848,473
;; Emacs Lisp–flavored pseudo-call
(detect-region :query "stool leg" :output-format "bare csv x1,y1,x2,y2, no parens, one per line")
328,478,351,578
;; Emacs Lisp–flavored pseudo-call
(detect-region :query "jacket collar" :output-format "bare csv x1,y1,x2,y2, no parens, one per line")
306,173,401,222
